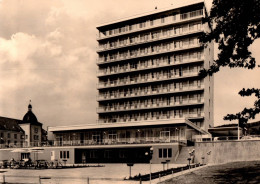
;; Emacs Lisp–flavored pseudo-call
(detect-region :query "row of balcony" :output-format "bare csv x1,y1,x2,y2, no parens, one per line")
98,112,204,124
98,55,203,77
97,25,202,52
98,84,204,101
97,98,204,113
98,9,203,40
98,71,199,89
53,136,188,146
97,42,201,65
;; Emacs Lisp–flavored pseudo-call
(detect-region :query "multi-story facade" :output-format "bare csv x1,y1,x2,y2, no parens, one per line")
96,0,214,130
0,117,25,148
45,0,214,165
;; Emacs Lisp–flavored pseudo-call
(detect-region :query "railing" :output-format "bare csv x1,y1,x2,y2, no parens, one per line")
98,9,203,40
194,135,260,142
52,136,187,147
0,137,188,149
97,99,204,113
0,141,50,149
97,28,203,52
97,57,204,77
97,43,201,65
98,113,205,124
98,85,204,101
98,72,200,89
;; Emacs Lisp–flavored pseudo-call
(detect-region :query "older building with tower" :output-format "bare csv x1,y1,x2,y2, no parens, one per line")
0,103,46,148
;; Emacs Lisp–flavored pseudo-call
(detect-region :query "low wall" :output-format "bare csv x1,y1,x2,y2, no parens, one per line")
194,140,260,164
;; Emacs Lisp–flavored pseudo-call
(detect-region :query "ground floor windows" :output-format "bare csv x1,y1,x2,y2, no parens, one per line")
21,153,30,160
60,151,70,159
159,148,172,158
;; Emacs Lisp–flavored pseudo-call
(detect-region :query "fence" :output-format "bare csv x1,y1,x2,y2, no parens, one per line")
0,175,140,184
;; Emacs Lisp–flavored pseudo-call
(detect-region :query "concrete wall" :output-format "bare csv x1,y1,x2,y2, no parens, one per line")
194,140,260,164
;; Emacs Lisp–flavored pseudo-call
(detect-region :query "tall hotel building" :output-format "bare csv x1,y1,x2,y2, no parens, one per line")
47,0,214,164
96,0,213,130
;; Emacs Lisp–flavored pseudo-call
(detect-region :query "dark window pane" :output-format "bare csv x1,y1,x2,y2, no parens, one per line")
168,149,172,158
163,149,167,158
159,149,162,158
60,151,62,158
67,151,70,159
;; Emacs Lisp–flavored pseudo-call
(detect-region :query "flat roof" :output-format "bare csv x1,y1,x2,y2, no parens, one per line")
97,0,205,29
48,119,186,132
48,118,208,135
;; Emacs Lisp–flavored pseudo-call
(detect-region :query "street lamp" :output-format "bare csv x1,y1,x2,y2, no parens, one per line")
201,157,205,165
127,163,134,179
187,158,191,169
145,147,153,184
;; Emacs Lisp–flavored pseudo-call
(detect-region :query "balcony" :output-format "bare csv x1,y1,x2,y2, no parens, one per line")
97,98,204,113
97,29,203,53
52,135,187,147
98,113,204,124
97,9,203,40
97,71,200,89
97,57,204,77
98,84,204,101
97,43,202,65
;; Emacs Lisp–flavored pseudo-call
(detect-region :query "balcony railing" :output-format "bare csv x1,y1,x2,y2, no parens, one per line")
97,43,201,65
97,57,204,77
53,136,187,147
97,9,203,40
98,84,204,101
97,29,203,53
98,71,200,89
98,113,205,124
97,98,204,113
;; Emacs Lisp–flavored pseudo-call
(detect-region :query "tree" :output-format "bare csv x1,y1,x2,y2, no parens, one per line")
200,0,260,124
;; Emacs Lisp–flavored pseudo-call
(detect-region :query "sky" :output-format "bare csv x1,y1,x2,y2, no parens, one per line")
0,0,259,129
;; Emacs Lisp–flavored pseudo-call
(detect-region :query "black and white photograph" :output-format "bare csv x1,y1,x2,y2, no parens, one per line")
0,0,260,183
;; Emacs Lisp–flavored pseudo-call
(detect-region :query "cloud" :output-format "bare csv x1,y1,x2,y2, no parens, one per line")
0,0,259,129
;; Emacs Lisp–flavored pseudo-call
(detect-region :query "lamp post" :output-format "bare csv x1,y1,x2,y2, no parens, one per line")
127,163,134,178
201,157,205,165
187,158,191,169
145,147,153,184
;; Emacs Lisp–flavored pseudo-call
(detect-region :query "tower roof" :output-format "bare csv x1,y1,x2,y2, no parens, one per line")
21,103,42,126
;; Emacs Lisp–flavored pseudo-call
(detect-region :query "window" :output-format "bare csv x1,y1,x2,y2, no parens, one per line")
158,148,172,158
150,19,154,26
25,135,28,139
161,16,165,23
60,151,70,159
90,150,97,158
34,128,38,133
159,149,163,158
14,134,17,139
7,133,10,138
0,132,3,138
34,135,39,140
104,150,112,158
